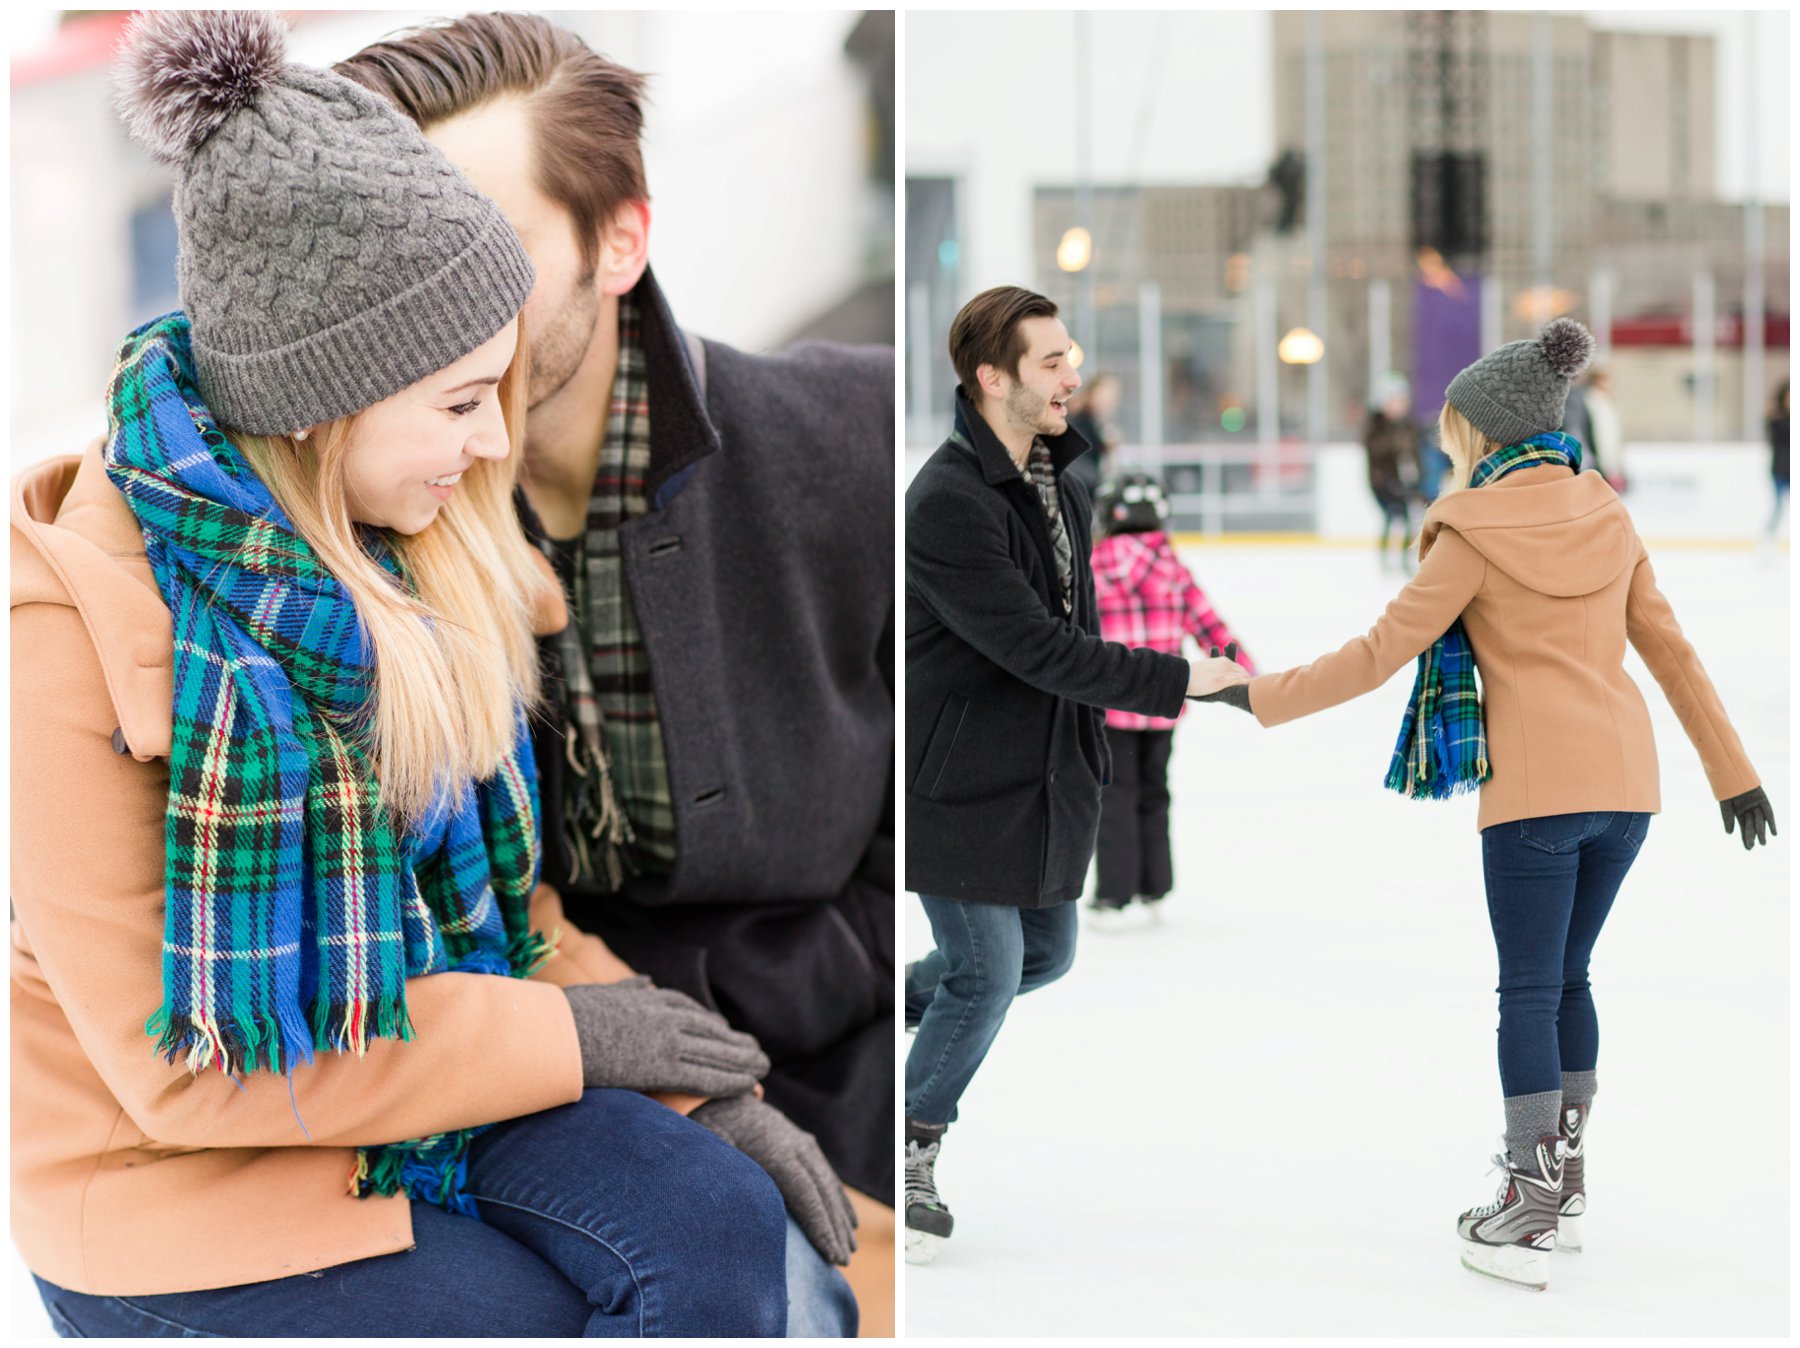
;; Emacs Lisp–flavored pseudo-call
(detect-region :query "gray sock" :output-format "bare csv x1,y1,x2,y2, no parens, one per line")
1503,1089,1562,1170
1561,1070,1598,1109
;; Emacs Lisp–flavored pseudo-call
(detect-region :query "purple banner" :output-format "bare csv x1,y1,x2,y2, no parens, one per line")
1412,272,1484,427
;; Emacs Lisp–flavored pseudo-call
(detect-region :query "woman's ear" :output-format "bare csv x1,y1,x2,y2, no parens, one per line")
596,200,652,298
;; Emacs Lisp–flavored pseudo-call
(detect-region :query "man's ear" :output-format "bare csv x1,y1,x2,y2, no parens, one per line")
596,200,652,297
975,361,1008,402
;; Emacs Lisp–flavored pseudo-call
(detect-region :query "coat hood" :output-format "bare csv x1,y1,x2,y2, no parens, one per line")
12,439,567,762
1088,530,1161,585
1419,465,1633,599
12,442,174,759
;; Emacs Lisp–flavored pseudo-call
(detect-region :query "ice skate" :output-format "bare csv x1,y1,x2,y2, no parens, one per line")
1457,1135,1564,1290
905,1120,953,1265
1558,1102,1588,1252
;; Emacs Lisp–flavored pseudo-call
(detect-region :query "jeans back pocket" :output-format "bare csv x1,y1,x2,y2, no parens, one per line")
1519,811,1608,855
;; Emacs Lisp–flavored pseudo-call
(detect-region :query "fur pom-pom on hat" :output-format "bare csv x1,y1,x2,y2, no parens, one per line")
114,9,290,163
1537,316,1595,382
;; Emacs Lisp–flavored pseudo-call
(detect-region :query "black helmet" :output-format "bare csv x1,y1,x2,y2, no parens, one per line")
1096,472,1169,536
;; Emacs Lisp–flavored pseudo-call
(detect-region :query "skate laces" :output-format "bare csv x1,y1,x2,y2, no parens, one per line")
1467,1147,1514,1217
905,1139,944,1210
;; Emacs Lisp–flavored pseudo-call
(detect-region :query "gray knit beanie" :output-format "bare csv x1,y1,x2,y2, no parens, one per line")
113,10,535,436
1445,317,1596,447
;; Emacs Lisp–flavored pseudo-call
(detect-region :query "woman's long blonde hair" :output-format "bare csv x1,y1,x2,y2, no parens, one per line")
1436,402,1502,495
232,317,555,822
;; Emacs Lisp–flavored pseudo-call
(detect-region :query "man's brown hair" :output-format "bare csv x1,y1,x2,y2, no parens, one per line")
335,13,648,276
948,286,1059,396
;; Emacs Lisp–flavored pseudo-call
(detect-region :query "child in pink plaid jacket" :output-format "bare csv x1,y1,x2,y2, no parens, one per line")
1088,474,1254,918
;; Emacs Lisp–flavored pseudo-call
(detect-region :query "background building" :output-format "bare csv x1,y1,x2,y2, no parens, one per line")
907,9,1788,476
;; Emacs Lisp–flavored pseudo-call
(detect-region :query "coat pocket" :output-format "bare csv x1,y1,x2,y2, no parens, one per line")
910,692,971,801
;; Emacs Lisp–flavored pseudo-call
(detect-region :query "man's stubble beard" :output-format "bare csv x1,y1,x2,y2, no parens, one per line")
1003,381,1064,441
526,267,602,410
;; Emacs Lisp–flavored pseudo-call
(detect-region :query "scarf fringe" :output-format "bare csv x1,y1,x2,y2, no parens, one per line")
350,1129,483,1219
147,1003,318,1076
308,996,416,1058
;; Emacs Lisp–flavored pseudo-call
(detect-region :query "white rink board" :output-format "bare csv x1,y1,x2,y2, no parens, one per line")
903,542,1789,1337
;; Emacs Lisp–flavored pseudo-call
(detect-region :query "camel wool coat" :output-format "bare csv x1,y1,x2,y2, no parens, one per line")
1247,465,1759,829
10,445,652,1296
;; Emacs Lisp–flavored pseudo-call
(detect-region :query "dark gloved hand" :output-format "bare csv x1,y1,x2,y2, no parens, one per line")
1720,786,1777,851
563,978,770,1096
1187,642,1252,713
690,1093,858,1266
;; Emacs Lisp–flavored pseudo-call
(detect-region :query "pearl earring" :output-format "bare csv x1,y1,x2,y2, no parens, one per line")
294,428,310,442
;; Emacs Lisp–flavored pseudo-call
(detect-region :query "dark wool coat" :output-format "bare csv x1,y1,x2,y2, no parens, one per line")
905,389,1189,909
524,268,894,1201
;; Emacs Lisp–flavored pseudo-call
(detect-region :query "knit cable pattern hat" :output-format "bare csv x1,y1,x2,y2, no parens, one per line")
114,10,535,435
1445,317,1595,447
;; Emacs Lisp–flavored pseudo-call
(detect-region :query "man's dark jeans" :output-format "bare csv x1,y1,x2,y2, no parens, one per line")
905,896,1079,1126
1481,811,1650,1098
33,1089,856,1338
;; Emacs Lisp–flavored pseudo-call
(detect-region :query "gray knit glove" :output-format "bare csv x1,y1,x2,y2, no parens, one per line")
690,1093,858,1266
1188,642,1253,712
1720,786,1777,851
562,978,770,1096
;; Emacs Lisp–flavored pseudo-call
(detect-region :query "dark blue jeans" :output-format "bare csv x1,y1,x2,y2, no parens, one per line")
33,1089,855,1338
1481,811,1650,1098
905,896,1079,1125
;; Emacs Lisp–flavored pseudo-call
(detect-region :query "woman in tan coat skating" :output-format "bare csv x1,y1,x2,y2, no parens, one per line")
1196,318,1775,1290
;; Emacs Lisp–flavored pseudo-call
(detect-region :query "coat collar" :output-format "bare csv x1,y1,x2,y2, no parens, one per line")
950,386,1093,487
636,264,723,506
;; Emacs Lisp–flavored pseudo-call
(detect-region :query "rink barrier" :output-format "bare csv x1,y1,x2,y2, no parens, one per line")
906,441,1783,548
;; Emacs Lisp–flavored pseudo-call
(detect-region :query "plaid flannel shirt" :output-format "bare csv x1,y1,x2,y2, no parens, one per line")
1091,530,1254,731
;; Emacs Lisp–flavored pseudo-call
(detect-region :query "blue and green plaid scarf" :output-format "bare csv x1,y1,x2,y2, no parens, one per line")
104,312,550,1215
1383,431,1582,799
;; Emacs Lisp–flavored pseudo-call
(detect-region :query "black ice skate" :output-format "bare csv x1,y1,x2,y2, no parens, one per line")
905,1119,953,1265
1456,1135,1565,1290
1558,1102,1588,1252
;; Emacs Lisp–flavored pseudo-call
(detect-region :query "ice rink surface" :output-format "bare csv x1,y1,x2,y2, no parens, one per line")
904,542,1789,1338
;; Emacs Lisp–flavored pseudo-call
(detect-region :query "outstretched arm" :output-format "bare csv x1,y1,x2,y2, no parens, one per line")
908,487,1191,717
1246,529,1486,726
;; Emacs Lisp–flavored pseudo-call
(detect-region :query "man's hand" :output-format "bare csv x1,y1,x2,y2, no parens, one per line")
1186,642,1253,713
1720,786,1777,851
1186,641,1250,699
690,1094,858,1266
563,978,770,1096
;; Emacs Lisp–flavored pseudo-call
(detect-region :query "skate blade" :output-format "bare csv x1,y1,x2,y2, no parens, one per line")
1557,1212,1583,1252
905,1229,944,1266
1460,1238,1551,1290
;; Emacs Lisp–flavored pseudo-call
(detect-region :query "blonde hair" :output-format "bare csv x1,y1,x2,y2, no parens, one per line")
233,317,554,821
1436,402,1502,495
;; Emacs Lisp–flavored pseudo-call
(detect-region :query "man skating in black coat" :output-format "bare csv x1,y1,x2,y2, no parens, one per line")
902,287,1247,1263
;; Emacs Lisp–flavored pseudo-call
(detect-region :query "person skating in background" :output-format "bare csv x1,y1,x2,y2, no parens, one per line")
1063,371,1122,510
1194,317,1776,1291
1087,472,1256,929
904,287,1248,1266
1765,378,1789,555
1582,368,1627,492
1362,373,1422,571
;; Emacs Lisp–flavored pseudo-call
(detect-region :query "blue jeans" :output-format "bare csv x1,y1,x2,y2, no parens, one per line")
905,896,1079,1125
1481,811,1650,1098
33,1089,855,1338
